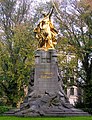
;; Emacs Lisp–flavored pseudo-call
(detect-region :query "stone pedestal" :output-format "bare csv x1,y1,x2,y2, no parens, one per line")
34,49,59,96
4,49,90,116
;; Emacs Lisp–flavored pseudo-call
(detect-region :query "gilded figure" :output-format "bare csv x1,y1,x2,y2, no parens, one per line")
34,8,58,51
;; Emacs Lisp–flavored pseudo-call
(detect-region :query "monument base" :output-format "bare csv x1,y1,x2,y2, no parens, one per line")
4,94,90,116
4,50,90,116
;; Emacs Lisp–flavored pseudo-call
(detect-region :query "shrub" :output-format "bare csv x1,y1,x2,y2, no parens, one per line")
0,106,12,114
75,102,92,115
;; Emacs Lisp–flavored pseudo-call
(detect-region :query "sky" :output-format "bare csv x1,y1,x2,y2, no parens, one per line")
31,0,50,3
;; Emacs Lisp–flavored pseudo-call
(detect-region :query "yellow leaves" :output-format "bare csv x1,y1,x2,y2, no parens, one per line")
14,23,28,36
0,0,4,2
13,25,26,42
0,42,4,53
67,45,77,53
17,75,24,89
81,0,92,9
79,0,92,12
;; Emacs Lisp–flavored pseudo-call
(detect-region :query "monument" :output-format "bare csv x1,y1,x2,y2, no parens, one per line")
5,8,90,116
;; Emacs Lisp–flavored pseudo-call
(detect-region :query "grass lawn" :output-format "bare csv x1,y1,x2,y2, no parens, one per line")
0,116,92,120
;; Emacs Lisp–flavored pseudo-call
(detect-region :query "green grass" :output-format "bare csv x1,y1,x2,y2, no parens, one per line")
0,116,92,120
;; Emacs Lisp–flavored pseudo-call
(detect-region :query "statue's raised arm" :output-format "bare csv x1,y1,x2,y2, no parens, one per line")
34,8,58,51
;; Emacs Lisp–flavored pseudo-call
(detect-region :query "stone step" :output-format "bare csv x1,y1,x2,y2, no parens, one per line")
3,110,90,117
44,111,90,116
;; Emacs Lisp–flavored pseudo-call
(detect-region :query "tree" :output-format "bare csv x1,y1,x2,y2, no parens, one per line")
52,0,92,108
0,0,37,107
57,38,78,89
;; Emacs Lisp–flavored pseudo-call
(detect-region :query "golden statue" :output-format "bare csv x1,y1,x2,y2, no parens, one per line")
34,8,58,51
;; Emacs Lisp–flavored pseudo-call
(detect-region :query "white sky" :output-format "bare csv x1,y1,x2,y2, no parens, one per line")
32,0,50,3
40,0,50,2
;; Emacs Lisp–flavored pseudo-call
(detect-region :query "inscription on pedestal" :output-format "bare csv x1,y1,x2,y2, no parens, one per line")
39,72,53,79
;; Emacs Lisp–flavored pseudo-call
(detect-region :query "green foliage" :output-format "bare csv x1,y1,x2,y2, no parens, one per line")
52,0,92,108
0,0,37,107
57,37,78,87
75,102,92,114
0,106,12,114
0,23,36,107
0,0,92,110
